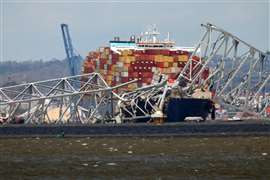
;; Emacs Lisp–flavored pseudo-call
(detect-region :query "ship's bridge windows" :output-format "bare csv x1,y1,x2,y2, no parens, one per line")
153,45,164,48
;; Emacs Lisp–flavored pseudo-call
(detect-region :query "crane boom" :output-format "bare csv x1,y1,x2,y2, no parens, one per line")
61,24,82,76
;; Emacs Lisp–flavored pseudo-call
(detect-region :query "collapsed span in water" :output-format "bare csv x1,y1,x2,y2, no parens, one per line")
0,23,269,124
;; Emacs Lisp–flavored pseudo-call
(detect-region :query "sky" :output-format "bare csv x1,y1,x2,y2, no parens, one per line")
0,0,269,62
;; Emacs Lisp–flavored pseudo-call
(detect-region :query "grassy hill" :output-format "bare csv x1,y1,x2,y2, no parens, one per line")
0,59,69,87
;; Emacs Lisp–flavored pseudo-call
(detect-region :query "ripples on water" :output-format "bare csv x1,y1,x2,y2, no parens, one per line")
0,137,269,179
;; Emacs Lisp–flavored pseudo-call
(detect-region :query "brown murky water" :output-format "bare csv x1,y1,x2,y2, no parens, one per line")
0,137,269,179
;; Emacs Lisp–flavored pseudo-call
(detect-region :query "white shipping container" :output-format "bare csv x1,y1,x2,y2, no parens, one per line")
142,83,147,86
99,47,104,52
108,58,112,65
121,72,129,77
117,62,124,67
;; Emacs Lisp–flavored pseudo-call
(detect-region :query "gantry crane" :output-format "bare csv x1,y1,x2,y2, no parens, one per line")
61,24,82,76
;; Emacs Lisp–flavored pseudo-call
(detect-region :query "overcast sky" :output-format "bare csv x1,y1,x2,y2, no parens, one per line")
0,0,269,61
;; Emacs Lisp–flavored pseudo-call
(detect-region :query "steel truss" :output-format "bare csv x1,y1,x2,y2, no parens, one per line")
115,80,168,122
119,23,270,119
177,23,270,116
0,73,135,124
0,23,269,124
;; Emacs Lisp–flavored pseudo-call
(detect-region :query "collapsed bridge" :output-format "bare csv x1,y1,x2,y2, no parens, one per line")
0,23,269,124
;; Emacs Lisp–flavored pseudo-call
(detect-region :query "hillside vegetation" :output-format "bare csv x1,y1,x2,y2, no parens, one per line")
0,59,69,87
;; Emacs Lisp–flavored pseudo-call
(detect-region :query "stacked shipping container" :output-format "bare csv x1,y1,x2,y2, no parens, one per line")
83,47,209,91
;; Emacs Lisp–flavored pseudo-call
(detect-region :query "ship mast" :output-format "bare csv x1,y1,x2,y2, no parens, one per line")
138,25,175,48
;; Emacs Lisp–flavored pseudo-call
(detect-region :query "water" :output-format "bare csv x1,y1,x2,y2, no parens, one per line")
0,137,269,179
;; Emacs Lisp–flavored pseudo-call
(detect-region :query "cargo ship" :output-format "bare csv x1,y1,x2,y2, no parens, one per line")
83,26,209,90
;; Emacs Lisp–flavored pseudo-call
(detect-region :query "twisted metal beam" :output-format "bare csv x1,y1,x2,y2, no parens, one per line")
176,23,270,116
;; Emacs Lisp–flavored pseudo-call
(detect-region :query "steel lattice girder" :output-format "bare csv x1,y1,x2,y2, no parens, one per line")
116,80,168,122
176,23,270,116
0,73,136,124
1,23,269,123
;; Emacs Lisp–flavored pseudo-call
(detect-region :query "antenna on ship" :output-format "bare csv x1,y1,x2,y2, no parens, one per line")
142,24,161,43
148,24,160,43
166,32,170,42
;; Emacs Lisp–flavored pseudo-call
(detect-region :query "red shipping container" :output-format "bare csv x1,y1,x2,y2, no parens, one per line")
139,66,151,72
135,60,140,65
135,55,142,61
144,72,153,78
108,64,113,70
143,55,149,60
145,49,155,55
111,58,118,64
132,72,139,78
159,49,170,56
143,55,149,61
148,55,155,61
178,62,185,67
156,62,165,68
192,55,200,61
93,61,97,67
128,67,135,73
266,106,270,115
173,56,178,62
201,69,209,80
142,60,154,65
99,58,106,65
134,50,145,55
176,50,182,55
99,63,103,69
144,78,152,84
112,53,119,59
168,73,177,79
121,77,129,83
169,51,178,56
